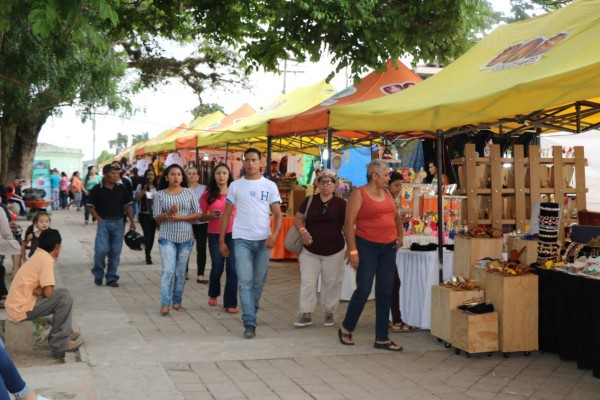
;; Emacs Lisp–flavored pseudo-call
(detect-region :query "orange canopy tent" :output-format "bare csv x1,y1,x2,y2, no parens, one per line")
176,103,256,150
269,60,422,140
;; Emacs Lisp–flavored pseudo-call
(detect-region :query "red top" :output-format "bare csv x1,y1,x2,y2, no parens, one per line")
200,191,235,234
355,186,397,243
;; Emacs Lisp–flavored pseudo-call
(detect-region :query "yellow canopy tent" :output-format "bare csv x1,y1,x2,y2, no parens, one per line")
135,127,179,157
196,80,336,153
330,0,600,136
143,111,225,154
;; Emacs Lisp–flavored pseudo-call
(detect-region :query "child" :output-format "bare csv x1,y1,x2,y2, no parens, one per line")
20,212,51,267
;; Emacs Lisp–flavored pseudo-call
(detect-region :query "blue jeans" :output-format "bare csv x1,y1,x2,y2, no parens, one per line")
233,239,271,327
92,219,125,283
51,188,60,210
342,236,397,341
0,339,28,400
208,233,237,308
159,239,194,306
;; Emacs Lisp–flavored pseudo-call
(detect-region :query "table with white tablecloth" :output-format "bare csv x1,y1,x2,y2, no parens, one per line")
403,234,454,247
396,249,454,329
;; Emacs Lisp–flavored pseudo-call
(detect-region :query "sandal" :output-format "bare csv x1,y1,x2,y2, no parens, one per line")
160,305,170,316
390,322,417,333
225,307,238,314
338,328,354,346
172,304,186,312
208,297,218,306
374,340,403,352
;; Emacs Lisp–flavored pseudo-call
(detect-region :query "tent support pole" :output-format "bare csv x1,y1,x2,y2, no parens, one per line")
195,147,199,169
225,143,229,166
436,129,444,282
576,103,581,133
326,129,333,169
266,136,273,171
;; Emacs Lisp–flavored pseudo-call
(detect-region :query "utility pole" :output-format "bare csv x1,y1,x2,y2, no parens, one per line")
92,112,96,166
280,58,304,94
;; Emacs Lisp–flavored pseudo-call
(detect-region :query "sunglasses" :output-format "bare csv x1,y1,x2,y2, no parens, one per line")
321,203,328,215
319,180,334,185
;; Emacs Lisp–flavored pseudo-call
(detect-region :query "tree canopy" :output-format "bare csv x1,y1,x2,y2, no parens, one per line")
0,0,501,181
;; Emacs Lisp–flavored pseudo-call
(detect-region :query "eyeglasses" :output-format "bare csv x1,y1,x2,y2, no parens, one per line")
319,180,334,185
321,203,328,215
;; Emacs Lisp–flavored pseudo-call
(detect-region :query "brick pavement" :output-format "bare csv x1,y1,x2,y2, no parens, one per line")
14,211,600,399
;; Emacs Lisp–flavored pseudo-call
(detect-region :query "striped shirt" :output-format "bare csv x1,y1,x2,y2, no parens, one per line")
153,188,200,243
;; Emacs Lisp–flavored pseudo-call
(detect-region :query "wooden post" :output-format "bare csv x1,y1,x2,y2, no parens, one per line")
465,144,479,230
552,146,565,243
490,145,503,232
529,145,541,227
574,146,587,212
514,145,527,232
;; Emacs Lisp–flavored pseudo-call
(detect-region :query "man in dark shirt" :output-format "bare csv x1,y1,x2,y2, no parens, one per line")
87,164,136,287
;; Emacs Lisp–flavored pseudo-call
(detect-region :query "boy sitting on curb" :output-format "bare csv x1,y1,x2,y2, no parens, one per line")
5,229,84,359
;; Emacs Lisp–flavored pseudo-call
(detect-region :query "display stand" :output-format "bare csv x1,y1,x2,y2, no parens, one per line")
451,310,499,357
507,237,538,265
474,269,538,356
453,236,503,278
452,144,587,243
431,285,484,345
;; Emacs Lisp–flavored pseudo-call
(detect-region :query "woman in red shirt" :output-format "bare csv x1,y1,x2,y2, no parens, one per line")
339,159,404,351
200,163,238,313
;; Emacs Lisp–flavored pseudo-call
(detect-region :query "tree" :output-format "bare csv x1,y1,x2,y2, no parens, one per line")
108,133,129,155
192,103,225,119
96,150,114,167
131,133,149,146
505,0,573,22
1,0,500,181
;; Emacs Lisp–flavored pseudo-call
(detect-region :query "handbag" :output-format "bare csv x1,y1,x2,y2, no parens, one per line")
284,195,314,253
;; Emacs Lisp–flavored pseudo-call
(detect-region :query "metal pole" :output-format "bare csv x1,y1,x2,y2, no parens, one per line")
92,113,96,166
436,129,444,282
225,142,229,167
195,146,199,169
266,136,273,174
326,129,333,169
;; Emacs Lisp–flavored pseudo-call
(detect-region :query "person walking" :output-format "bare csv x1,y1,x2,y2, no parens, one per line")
82,166,101,224
68,172,83,211
201,163,237,313
338,159,404,351
186,167,208,283
49,169,60,211
293,169,346,328
219,148,282,339
153,164,201,316
135,169,158,265
87,164,136,287
58,172,69,210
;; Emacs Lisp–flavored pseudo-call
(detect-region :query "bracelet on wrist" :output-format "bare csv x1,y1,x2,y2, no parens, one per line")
349,250,358,255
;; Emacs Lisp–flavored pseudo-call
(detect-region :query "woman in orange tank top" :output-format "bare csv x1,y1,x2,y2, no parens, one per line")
338,160,404,351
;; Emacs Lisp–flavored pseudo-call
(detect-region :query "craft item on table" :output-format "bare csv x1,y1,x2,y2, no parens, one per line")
537,202,561,262
413,167,428,184
401,186,414,209
412,218,425,233
440,276,480,291
402,168,410,182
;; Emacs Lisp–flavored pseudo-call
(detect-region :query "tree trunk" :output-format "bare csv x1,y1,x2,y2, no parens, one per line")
1,112,49,183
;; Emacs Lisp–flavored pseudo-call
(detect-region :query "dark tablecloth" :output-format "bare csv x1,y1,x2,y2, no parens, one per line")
536,267,600,378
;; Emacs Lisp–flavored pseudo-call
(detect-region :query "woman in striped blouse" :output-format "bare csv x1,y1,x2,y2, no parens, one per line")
153,164,202,316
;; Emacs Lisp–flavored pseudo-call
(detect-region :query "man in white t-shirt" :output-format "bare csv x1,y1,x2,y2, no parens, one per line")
220,148,282,339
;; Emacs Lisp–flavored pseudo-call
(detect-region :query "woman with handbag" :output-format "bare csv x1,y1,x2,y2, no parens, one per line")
292,169,346,328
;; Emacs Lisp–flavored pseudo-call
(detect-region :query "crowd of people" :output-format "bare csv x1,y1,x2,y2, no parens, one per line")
0,149,423,397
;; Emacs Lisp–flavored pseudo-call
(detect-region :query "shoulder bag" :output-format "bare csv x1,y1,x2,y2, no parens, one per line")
284,195,314,254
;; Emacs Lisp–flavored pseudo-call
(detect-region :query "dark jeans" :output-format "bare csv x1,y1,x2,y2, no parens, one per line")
192,223,208,276
59,190,68,209
0,261,6,297
208,233,238,308
82,193,95,222
138,213,157,258
390,269,402,324
342,236,397,341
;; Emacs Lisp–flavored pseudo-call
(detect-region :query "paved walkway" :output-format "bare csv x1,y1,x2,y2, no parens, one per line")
10,211,600,399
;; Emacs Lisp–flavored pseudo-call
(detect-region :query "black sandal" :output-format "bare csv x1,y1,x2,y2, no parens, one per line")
374,341,403,352
338,328,354,346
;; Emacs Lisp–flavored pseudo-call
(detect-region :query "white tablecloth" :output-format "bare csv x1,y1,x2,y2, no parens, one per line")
396,249,454,329
340,263,375,301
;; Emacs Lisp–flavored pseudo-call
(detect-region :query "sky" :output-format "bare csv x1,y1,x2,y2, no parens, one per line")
38,0,515,161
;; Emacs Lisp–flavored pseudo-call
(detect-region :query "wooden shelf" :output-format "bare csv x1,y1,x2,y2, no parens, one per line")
453,144,586,241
